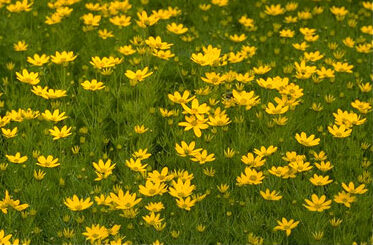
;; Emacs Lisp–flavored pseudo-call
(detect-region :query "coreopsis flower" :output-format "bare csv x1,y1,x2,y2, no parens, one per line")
98,29,114,39
125,67,153,86
168,90,195,104
253,145,277,157
6,0,33,12
109,189,142,210
16,69,40,85
33,169,46,180
190,150,215,164
333,191,356,208
37,155,60,168
232,89,260,110
92,159,116,181
280,29,295,38
341,182,368,194
147,167,173,183
139,180,168,196
27,54,50,66
167,23,188,35
328,125,352,138
51,51,77,65
315,161,333,172
90,56,123,69
295,132,320,147
265,102,289,115
13,41,28,51
229,34,247,42
175,141,202,157
5,152,28,164
45,88,67,99
143,212,164,227
145,202,165,212
303,194,332,212
136,11,159,28
264,4,285,16
134,125,149,134
169,179,195,198
294,60,317,79
42,109,68,123
178,114,209,137
152,49,175,60
1,127,17,138
109,15,131,27
82,13,101,26
64,195,93,211
236,167,264,186
332,62,353,73
260,189,282,201
118,45,136,56
274,218,299,236
289,160,313,172
81,79,105,91
132,149,151,160
351,100,371,114
145,36,173,50
49,126,72,140
309,174,333,186
176,197,197,211
125,158,147,172
82,224,109,243
241,153,265,168
0,190,29,214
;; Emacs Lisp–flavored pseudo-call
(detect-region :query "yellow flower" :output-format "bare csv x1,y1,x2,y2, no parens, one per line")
37,155,60,168
175,141,202,157
145,202,164,212
178,115,209,137
315,161,333,172
167,23,188,34
295,132,320,147
274,218,299,236
333,191,356,208
142,212,164,226
51,51,77,65
176,197,197,211
110,189,142,210
341,182,368,194
253,145,277,157
13,40,28,51
27,54,49,66
5,152,28,164
139,180,168,196
264,4,285,16
64,195,93,211
82,224,109,243
0,190,29,213
351,100,371,114
190,149,215,164
134,124,149,134
260,189,282,201
236,167,264,186
125,67,153,86
16,69,40,85
98,29,114,39
169,179,195,198
303,194,332,212
309,174,333,186
92,159,116,181
33,170,46,180
81,79,105,91
109,15,131,27
49,126,72,140
327,125,352,138
82,13,101,26
42,109,68,123
125,158,147,172
1,127,18,138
